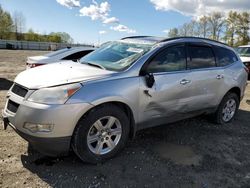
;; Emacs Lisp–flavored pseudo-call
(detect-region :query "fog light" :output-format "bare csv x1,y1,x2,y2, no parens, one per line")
23,123,54,133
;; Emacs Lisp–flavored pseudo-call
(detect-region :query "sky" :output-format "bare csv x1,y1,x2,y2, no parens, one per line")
0,0,250,45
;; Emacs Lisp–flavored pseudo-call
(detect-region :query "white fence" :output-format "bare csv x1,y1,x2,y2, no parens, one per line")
0,40,93,51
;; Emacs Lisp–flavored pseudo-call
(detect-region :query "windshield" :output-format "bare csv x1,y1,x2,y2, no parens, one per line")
236,47,250,57
79,41,152,71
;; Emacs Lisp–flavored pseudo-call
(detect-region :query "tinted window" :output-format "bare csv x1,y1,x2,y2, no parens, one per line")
147,45,186,73
63,50,93,61
188,46,216,69
215,47,238,67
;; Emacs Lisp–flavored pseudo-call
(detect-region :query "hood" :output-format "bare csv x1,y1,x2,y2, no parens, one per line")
15,61,114,89
240,56,250,63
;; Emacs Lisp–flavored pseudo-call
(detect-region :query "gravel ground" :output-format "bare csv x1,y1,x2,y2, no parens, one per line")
0,50,250,188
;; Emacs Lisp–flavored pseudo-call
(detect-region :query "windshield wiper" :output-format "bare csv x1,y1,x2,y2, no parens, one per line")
86,62,106,70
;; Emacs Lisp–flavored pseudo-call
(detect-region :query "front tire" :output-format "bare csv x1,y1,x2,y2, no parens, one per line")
72,104,130,163
213,92,239,124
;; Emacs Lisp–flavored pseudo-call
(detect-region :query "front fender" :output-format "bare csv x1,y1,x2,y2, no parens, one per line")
67,77,140,123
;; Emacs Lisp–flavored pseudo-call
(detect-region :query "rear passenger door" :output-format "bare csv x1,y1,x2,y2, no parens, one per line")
185,43,222,111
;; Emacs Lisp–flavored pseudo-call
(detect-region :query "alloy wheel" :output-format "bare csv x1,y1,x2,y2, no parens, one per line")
222,99,237,122
87,116,122,155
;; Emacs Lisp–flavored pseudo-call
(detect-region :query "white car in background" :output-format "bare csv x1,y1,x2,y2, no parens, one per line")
236,45,250,78
26,46,95,69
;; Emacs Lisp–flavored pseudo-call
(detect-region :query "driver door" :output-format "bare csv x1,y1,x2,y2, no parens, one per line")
138,44,192,129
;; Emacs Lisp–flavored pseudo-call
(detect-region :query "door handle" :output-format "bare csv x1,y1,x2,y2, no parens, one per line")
180,79,191,85
216,75,224,79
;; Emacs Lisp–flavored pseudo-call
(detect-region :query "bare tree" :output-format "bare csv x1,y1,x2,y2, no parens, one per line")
13,11,26,40
207,12,225,40
179,23,189,36
168,28,179,38
178,20,198,37
197,16,209,38
166,11,249,45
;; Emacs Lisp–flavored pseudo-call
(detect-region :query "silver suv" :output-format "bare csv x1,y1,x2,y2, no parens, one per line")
2,36,248,163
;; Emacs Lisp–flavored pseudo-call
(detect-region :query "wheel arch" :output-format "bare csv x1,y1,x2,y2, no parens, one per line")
73,100,137,140
227,86,241,101
214,86,241,113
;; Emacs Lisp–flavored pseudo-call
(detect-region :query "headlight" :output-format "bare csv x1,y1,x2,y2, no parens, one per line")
27,83,82,104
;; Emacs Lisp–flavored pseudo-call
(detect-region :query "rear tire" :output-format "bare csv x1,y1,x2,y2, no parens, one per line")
72,104,130,163
213,92,239,125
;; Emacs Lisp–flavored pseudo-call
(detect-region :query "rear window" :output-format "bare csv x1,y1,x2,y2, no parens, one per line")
215,47,238,67
188,45,216,69
62,50,93,61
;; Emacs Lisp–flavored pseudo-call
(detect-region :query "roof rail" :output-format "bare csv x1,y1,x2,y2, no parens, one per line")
159,36,228,46
121,36,153,40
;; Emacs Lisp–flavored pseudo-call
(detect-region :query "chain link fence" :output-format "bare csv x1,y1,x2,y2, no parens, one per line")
0,40,93,51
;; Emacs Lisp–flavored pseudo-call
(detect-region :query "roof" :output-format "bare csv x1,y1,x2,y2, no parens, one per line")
121,36,229,47
121,36,164,44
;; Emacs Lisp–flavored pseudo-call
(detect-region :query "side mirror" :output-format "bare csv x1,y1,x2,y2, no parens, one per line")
145,73,155,88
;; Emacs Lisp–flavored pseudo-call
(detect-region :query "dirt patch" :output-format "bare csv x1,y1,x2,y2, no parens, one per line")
154,143,202,166
1,50,250,188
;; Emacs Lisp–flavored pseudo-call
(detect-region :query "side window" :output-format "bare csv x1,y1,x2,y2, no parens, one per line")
188,45,216,69
63,50,93,61
147,45,186,73
215,47,238,67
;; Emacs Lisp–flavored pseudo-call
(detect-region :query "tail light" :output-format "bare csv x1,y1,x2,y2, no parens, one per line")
243,62,250,74
244,66,249,74
26,63,44,69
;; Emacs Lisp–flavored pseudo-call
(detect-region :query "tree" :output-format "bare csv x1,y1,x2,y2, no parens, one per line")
13,11,26,40
47,33,62,43
168,28,179,38
25,28,39,41
179,23,189,36
224,11,238,46
166,11,250,46
50,32,73,43
0,5,13,39
236,12,250,46
207,12,225,40
178,21,198,37
198,16,209,38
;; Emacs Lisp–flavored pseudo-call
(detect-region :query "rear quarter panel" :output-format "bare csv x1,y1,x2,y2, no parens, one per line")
218,62,248,103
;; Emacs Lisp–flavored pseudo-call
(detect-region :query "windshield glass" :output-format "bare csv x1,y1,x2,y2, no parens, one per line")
79,41,152,71
236,47,250,57
45,48,71,57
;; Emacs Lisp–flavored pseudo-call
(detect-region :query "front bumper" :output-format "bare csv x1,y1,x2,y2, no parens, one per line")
2,95,94,156
2,116,70,156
